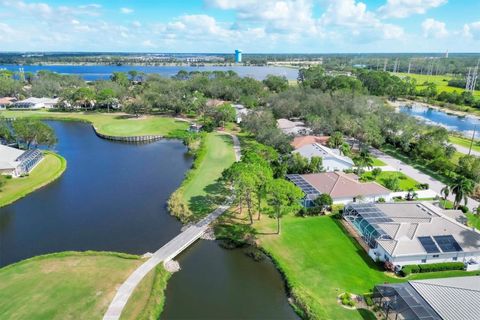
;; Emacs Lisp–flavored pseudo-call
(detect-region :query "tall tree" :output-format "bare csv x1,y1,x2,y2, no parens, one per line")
266,179,303,234
12,119,56,148
450,177,475,209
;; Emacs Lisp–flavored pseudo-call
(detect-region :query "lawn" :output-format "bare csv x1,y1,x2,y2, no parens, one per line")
449,135,480,153
0,152,66,208
0,110,189,138
396,73,480,98
0,252,146,320
120,265,171,320
361,170,420,191
256,214,479,320
371,157,386,167
467,213,480,229
169,132,236,221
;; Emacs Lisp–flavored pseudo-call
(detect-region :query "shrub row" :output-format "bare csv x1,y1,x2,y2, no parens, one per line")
401,262,464,276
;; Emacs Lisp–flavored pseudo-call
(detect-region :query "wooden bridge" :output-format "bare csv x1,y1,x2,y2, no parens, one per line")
103,134,240,320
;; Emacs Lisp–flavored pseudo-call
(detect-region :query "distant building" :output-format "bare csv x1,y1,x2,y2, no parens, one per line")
0,97,16,109
293,143,354,172
13,97,59,109
0,145,44,177
189,123,203,133
235,49,242,63
276,118,312,136
343,202,480,268
287,172,392,206
373,276,480,320
232,104,249,123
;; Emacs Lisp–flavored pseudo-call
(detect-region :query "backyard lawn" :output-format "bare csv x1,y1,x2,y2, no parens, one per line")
0,252,152,320
361,171,420,191
0,110,189,137
467,213,480,229
0,152,66,208
256,214,479,320
371,157,386,167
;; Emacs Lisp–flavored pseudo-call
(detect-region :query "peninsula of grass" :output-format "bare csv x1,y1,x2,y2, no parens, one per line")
255,214,478,320
361,171,420,191
169,132,236,222
0,152,66,208
0,110,189,138
120,265,171,320
0,251,149,320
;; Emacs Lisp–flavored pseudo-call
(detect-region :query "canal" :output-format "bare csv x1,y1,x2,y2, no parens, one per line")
0,121,297,319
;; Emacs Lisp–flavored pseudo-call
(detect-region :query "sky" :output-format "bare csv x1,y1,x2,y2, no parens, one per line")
0,0,479,53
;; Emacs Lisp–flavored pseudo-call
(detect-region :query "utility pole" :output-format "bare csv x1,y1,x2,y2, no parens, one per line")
383,58,388,72
466,59,479,92
469,124,477,156
407,61,411,74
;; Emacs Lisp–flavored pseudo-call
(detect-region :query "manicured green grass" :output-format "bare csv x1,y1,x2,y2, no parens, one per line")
467,213,480,229
256,215,478,320
361,171,420,191
182,132,236,216
0,110,189,138
449,135,480,153
396,73,480,98
0,152,66,208
0,252,143,320
371,157,386,167
121,265,171,320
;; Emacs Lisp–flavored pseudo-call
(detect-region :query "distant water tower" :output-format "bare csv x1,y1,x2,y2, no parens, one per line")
235,49,242,63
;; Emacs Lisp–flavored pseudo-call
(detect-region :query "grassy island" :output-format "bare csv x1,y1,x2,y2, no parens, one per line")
0,251,170,320
0,110,189,138
0,152,66,208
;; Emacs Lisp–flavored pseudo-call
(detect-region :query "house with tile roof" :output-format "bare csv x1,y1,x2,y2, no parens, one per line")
293,143,354,172
373,276,480,320
343,202,480,268
291,135,330,149
286,171,393,206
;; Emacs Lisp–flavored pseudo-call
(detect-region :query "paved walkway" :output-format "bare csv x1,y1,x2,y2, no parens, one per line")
453,143,480,157
370,148,480,211
103,133,240,320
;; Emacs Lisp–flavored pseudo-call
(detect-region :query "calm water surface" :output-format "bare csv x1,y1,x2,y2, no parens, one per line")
0,65,299,81
399,104,480,137
0,121,296,319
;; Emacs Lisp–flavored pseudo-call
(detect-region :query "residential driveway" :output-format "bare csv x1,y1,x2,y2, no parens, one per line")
370,148,480,211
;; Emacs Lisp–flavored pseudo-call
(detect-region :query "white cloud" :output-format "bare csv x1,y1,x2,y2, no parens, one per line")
121,7,133,14
463,21,480,40
378,0,447,19
132,21,141,28
320,0,404,40
422,18,448,38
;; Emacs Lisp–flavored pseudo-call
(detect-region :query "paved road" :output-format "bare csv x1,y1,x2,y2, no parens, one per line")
370,148,480,211
103,133,240,320
453,143,480,157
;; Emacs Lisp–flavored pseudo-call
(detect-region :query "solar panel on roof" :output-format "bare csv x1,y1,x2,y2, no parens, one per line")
418,236,440,254
433,235,463,252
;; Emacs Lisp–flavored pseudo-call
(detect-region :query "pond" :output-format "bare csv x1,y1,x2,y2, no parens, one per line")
399,104,480,137
0,121,297,319
0,65,299,81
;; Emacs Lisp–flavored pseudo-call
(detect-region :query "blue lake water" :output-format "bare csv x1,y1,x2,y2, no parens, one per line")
0,64,299,81
399,104,480,137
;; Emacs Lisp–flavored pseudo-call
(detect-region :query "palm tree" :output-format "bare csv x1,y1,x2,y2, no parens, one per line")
450,178,475,209
354,148,374,174
440,185,450,208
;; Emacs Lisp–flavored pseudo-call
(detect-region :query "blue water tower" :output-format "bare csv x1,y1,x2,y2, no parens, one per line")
235,49,242,63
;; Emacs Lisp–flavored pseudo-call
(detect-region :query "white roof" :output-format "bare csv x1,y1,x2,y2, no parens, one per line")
0,144,24,170
16,97,58,105
369,202,480,257
293,143,354,166
277,118,305,130
410,276,480,320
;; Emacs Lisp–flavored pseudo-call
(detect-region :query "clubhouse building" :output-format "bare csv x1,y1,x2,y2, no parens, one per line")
0,145,44,177
343,202,480,268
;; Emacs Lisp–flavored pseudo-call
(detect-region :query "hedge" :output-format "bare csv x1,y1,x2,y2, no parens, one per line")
401,262,464,276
